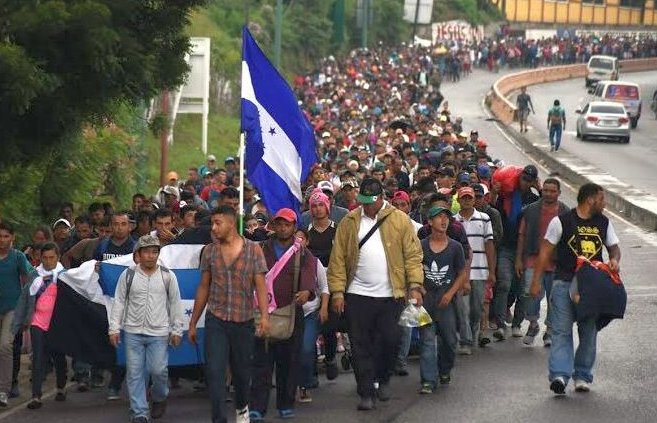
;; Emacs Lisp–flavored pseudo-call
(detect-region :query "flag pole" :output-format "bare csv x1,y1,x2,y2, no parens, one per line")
239,132,246,236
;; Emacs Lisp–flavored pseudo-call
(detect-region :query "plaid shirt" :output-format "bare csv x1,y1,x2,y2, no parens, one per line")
201,238,268,322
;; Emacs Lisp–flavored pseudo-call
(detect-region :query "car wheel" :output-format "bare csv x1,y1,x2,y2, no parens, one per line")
622,136,630,144
576,126,581,139
581,134,588,141
630,117,638,129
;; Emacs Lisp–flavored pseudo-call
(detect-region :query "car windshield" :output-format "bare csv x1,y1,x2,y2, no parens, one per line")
589,58,614,70
590,105,625,114
605,84,640,100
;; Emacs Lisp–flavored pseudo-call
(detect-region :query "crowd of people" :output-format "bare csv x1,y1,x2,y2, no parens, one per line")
0,35,626,423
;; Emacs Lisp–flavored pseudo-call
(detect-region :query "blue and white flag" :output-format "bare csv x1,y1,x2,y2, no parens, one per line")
53,244,206,367
241,26,318,217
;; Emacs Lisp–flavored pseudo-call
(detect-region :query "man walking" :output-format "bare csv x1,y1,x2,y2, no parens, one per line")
530,183,621,395
515,178,569,346
108,235,184,422
547,99,566,152
328,177,423,411
516,86,535,133
454,187,496,354
188,205,270,423
0,222,36,406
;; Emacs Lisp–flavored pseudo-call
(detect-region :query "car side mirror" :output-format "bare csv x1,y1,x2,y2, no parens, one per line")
575,109,582,114
587,87,595,95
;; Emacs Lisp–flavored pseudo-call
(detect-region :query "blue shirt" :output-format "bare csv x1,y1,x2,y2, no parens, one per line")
0,249,35,314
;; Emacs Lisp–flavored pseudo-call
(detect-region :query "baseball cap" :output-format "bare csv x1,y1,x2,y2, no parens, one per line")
439,115,448,122
224,156,236,163
522,164,538,181
458,131,468,138
357,177,384,204
472,183,489,196
53,218,72,229
470,130,479,135
207,154,216,161
477,140,488,148
376,140,386,148
136,234,161,251
391,190,410,204
458,186,475,198
317,180,335,194
427,206,452,219
435,167,455,178
456,172,471,185
321,131,331,138
163,185,179,197
476,164,491,179
341,179,359,189
273,208,297,223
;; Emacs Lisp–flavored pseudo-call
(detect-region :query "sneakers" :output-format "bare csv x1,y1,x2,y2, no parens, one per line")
493,327,506,341
297,387,312,403
523,323,540,345
27,397,42,410
279,408,295,419
542,332,552,347
511,326,523,337
439,374,451,385
151,400,167,419
478,335,491,347
106,388,120,401
574,380,591,393
325,359,339,380
394,364,409,376
550,377,566,395
357,396,374,411
0,392,7,407
376,383,391,402
236,406,250,423
249,410,265,421
457,345,472,355
55,389,67,402
550,145,555,152
419,383,434,394
9,382,19,398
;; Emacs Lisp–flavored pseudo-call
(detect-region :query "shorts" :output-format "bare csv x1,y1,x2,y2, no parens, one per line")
518,109,530,122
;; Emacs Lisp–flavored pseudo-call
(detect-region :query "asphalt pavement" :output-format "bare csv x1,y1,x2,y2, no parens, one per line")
4,68,657,423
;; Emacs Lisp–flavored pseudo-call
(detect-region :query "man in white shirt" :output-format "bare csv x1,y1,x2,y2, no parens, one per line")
109,235,184,423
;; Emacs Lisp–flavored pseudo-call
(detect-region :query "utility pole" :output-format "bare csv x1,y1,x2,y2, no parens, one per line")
274,0,283,68
412,0,421,41
159,91,170,188
361,0,369,48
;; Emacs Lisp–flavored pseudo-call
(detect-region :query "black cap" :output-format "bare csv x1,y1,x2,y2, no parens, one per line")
522,165,538,181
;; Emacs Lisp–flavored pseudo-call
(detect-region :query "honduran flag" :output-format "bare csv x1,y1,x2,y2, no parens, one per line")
49,244,206,368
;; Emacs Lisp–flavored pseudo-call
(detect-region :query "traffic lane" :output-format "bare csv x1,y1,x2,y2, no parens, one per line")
524,71,657,193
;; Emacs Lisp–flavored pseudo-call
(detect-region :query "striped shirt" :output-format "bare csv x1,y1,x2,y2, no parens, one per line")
201,238,268,323
455,209,494,280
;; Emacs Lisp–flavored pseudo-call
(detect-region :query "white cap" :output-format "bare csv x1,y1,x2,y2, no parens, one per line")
321,131,331,138
53,218,72,229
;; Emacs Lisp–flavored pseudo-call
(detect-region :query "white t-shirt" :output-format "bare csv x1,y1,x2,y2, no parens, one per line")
348,206,393,297
544,216,619,247
303,262,329,317
455,209,494,280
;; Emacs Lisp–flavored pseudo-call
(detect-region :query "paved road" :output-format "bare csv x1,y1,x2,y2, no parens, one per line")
523,71,657,196
4,69,657,423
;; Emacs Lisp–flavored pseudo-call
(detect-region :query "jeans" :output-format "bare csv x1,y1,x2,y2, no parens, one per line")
205,314,254,423
301,311,320,388
30,326,67,398
396,326,412,369
0,311,15,392
549,124,563,150
548,280,597,384
456,280,486,346
493,248,516,328
522,269,554,326
12,331,22,388
251,308,303,415
419,300,458,387
124,332,169,419
345,294,403,398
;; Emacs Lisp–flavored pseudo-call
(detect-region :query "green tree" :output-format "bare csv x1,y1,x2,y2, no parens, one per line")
0,0,207,165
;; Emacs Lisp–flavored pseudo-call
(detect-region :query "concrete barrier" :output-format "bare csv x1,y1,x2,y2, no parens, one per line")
486,58,657,231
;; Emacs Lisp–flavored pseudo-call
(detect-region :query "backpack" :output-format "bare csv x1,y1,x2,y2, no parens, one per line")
549,107,564,125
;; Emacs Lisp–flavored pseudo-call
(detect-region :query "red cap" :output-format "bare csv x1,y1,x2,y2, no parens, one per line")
273,208,297,223
458,187,475,198
477,140,488,148
392,190,410,203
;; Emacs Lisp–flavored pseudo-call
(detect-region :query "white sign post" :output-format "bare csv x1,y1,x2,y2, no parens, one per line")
170,37,211,155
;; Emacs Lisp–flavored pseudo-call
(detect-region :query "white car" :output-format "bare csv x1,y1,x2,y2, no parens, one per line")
575,101,630,143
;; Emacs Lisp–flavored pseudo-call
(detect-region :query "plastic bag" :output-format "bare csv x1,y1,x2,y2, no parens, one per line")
398,300,433,328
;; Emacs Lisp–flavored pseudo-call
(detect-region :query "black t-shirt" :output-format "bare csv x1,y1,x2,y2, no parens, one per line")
421,237,465,315
95,237,135,261
307,221,337,267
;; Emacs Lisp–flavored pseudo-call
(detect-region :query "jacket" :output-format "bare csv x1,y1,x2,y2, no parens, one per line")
11,263,63,335
327,203,424,299
108,265,184,337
